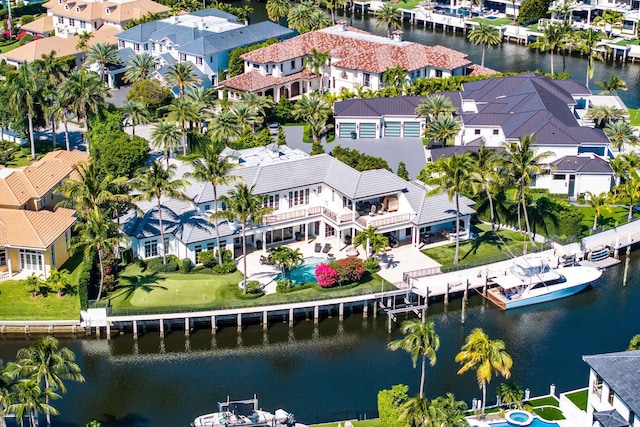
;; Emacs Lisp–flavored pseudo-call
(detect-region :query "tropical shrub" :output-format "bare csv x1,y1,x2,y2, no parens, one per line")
198,250,216,268
332,146,391,171
364,257,381,272
78,260,92,309
146,255,180,272
276,279,294,293
378,384,409,427
213,261,237,274
315,262,340,288
181,257,192,273
517,0,551,24
332,257,365,284
126,79,173,114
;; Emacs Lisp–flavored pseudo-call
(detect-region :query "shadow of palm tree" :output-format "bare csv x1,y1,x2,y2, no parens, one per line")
462,230,506,260
114,272,168,301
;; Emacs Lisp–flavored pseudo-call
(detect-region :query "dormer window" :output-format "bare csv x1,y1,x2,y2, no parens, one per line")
64,4,70,10
105,7,111,14
76,6,81,12
58,0,63,4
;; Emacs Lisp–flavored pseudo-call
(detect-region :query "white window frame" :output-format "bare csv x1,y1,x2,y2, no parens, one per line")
144,240,158,258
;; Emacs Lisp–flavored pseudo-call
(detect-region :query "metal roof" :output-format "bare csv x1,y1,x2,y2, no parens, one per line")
551,155,614,174
406,180,476,225
334,92,461,118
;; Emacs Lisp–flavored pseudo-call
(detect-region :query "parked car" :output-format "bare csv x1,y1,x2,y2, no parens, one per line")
267,122,280,135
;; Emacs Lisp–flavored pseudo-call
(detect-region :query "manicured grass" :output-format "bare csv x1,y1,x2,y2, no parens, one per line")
565,389,588,411
59,253,85,287
4,141,63,168
577,205,632,232
394,0,423,9
0,40,21,53
628,108,640,126
613,39,640,46
312,420,381,427
0,280,80,320
527,396,559,407
470,17,512,26
422,223,532,266
533,407,565,421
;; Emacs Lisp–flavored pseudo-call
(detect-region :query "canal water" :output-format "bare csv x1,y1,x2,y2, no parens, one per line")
1,252,639,426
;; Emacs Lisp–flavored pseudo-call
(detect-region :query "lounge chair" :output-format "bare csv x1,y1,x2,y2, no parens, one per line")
322,243,331,253
315,243,322,253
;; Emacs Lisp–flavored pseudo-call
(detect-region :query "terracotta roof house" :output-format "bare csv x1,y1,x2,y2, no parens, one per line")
219,23,490,102
1,0,169,66
583,350,640,427
122,148,475,266
0,150,89,280
114,9,294,92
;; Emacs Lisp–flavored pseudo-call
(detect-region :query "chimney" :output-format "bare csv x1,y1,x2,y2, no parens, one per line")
392,30,403,42
173,15,179,24
337,19,347,31
198,17,205,31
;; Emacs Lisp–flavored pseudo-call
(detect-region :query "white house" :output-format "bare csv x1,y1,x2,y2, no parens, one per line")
583,350,640,427
533,154,614,200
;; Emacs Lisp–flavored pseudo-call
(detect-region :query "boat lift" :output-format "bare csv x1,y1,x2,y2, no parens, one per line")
378,291,428,332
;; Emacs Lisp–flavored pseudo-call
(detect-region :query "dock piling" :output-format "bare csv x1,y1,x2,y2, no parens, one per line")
184,317,190,336
263,311,268,331
314,305,319,325
159,319,164,338
289,308,294,328
363,302,368,318
133,320,138,339
106,323,111,340
211,315,216,334
339,303,344,322
237,313,242,333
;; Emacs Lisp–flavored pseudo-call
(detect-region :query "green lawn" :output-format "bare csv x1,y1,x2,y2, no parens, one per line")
628,108,640,126
613,39,640,46
422,223,535,266
0,281,80,320
395,0,423,9
312,421,380,427
106,264,392,315
577,205,632,232
533,407,565,421
526,396,559,407
565,389,588,411
470,17,512,26
4,141,63,168
0,40,21,54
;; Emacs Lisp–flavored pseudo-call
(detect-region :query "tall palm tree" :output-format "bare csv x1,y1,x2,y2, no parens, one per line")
382,64,409,89
121,101,150,136
613,178,640,220
217,183,273,293
501,134,552,245
241,93,274,119
13,336,84,427
375,3,401,38
353,225,388,260
528,22,566,75
423,113,461,147
232,102,260,133
185,87,217,133
597,75,627,94
291,93,332,144
7,379,59,427
266,0,290,22
576,28,606,87
388,319,440,399
499,381,524,409
7,62,42,161
593,9,624,37
186,145,240,265
151,122,182,168
132,161,190,264
605,120,638,152
455,328,513,416
209,110,241,147
85,42,121,84
425,153,476,264
75,31,94,62
53,89,73,151
124,52,157,84
34,51,70,149
586,104,628,127
305,48,331,94
415,94,457,123
467,23,502,67
586,191,611,230
287,2,317,34
70,206,125,302
398,396,433,427
164,62,201,98
61,68,109,152
164,97,199,155
471,145,502,231
611,152,640,185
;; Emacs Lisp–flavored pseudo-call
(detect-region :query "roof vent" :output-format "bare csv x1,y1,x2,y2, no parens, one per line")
337,20,347,31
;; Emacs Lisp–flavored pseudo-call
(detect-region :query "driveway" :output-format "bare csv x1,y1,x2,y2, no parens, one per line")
283,126,427,180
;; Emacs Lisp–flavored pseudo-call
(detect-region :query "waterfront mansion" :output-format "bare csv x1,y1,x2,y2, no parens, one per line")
122,146,475,265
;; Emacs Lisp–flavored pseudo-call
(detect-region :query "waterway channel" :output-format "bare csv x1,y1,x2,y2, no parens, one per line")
1,251,639,426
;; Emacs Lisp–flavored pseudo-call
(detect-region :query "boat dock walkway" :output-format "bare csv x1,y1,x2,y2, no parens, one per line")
581,220,640,256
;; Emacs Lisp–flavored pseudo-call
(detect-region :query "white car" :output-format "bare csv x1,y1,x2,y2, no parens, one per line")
267,122,280,135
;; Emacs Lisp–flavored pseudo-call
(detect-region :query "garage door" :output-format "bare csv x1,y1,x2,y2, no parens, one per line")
404,122,420,137
384,121,401,137
359,123,376,138
339,122,356,138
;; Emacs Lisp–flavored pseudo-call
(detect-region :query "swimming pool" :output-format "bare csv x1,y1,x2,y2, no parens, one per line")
275,256,329,284
489,419,560,427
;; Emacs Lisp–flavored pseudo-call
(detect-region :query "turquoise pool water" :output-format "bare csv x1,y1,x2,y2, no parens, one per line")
489,420,560,427
275,256,329,284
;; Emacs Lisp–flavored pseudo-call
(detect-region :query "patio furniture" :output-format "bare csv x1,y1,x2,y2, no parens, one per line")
369,204,377,216
345,246,359,257
322,243,331,253
315,243,322,253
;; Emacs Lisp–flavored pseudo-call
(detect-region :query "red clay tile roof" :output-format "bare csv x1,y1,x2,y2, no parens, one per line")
220,69,311,92
467,64,499,76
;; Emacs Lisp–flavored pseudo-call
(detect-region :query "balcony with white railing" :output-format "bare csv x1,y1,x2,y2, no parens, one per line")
357,213,413,228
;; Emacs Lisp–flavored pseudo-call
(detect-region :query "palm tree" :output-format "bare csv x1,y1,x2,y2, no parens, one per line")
287,2,317,34
266,0,290,22
268,246,304,279
151,122,182,168
217,183,273,293
586,191,611,230
46,269,70,297
34,51,70,149
209,110,241,147
70,206,125,302
382,64,409,89
501,134,552,245
24,273,44,298
291,94,332,144
308,5,333,31
613,178,640,220
467,23,502,67
75,31,94,62
164,97,199,155
321,0,346,24
164,62,201,98
121,101,150,136
596,75,627,94
7,379,59,427
52,89,73,151
387,319,440,399
186,145,240,265
593,9,624,37
61,68,109,152
423,113,461,147
124,52,156,84
398,396,433,427
499,381,524,409
455,328,513,416
586,104,628,127
611,152,640,185
85,42,121,84
132,161,190,264
471,145,502,231
628,334,640,350
415,94,457,123
576,28,606,87
241,93,274,119
13,336,84,427
232,102,259,133
186,87,217,132
528,22,566,75
375,3,401,38
425,153,476,264
305,48,331,94
353,226,388,260
7,62,42,161
605,120,638,152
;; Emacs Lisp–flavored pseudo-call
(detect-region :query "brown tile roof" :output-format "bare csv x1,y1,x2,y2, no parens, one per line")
467,64,499,76
21,15,55,35
43,0,169,23
241,25,471,72
220,69,312,93
0,207,76,249
0,150,89,207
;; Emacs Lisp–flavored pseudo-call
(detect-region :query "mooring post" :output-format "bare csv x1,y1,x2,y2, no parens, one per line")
483,273,488,296
339,303,344,322
159,319,164,338
106,323,111,340
444,283,449,305
211,315,216,335
184,317,190,336
373,301,378,318
461,282,468,324
314,305,319,325
96,327,100,338
289,308,294,328
425,286,429,309
263,311,268,331
387,313,392,333
237,313,242,333
363,302,368,318
133,320,138,339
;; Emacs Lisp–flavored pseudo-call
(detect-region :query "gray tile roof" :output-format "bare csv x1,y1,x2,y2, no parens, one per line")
593,410,630,427
583,350,640,416
551,155,614,174
428,145,504,161
406,180,475,225
334,92,462,118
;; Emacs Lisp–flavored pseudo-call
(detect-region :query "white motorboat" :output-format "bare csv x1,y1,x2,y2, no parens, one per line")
486,256,603,310
192,397,306,427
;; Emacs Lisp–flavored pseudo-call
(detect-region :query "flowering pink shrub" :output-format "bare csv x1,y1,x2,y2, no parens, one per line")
332,258,365,284
16,31,26,40
315,263,339,288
